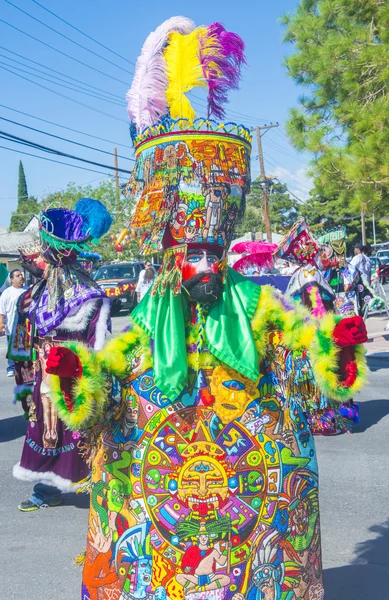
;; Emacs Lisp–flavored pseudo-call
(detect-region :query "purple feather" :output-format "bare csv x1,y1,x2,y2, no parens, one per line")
199,22,246,120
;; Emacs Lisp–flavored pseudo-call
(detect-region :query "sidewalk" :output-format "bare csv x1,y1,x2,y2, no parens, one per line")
365,314,389,357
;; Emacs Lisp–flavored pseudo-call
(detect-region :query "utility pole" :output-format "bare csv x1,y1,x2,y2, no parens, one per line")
372,212,376,247
252,123,279,243
113,147,120,206
361,204,367,246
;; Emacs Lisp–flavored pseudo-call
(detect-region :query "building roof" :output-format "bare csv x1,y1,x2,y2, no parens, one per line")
0,231,36,256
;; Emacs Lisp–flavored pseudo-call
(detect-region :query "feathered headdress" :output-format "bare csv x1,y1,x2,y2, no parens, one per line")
127,17,246,134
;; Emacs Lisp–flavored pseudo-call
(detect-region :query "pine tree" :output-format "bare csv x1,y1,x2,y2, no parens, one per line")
9,161,37,231
282,0,389,230
17,161,28,204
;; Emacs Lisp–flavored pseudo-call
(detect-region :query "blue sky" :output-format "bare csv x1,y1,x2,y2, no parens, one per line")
0,0,312,228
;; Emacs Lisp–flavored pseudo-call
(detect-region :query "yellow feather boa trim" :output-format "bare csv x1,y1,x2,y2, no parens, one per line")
97,322,152,377
49,342,107,431
49,324,151,430
250,285,367,402
309,315,367,401
251,286,316,358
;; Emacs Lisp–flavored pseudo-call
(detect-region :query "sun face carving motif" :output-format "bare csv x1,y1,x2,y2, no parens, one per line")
173,442,234,517
140,405,280,564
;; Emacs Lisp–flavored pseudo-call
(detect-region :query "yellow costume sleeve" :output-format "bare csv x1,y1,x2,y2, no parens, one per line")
251,285,367,402
49,323,151,430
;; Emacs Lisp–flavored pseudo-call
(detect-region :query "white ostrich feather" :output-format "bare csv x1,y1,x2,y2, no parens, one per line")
127,16,196,132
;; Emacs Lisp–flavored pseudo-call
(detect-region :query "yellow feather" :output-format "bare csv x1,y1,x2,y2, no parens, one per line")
164,29,207,122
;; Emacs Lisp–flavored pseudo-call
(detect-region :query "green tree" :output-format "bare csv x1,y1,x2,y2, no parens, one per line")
10,161,39,231
237,179,299,237
9,196,39,232
39,180,139,262
282,0,389,237
298,192,389,252
18,160,28,204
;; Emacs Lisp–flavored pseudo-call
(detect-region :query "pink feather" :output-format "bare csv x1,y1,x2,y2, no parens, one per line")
127,16,195,132
231,241,278,254
233,252,275,273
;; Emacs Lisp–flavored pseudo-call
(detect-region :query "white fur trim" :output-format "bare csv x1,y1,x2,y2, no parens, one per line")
93,297,111,351
13,462,84,492
56,299,99,332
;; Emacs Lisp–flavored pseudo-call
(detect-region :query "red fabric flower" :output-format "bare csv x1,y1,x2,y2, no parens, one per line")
46,347,83,378
333,316,367,348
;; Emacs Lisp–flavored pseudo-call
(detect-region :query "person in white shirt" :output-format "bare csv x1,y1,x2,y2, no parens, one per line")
135,260,156,303
362,245,372,284
350,242,371,283
0,269,25,376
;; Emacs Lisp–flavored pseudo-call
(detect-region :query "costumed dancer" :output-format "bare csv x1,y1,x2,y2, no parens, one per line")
44,19,367,600
321,237,384,318
10,199,112,511
277,219,359,435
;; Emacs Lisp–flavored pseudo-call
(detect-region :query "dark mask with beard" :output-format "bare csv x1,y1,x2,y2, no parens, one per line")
182,271,223,304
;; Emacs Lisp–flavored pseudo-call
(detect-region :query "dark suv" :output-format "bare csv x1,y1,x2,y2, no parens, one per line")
94,261,144,315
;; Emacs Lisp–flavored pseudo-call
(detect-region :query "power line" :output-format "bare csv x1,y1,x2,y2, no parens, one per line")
0,103,131,149
0,46,264,125
263,136,306,162
264,154,312,193
188,92,269,125
0,129,132,173
1,8,272,128
0,143,127,177
4,0,134,75
0,175,109,200
276,181,305,203
0,65,128,123
0,17,130,86
31,0,136,67
0,46,125,102
0,116,133,161
0,58,125,107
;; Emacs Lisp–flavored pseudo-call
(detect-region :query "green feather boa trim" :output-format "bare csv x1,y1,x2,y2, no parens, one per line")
309,318,367,402
49,342,108,431
97,324,151,378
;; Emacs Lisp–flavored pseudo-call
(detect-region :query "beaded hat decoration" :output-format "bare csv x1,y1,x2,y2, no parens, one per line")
120,17,252,255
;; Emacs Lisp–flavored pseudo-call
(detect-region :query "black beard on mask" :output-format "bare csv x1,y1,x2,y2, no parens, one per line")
183,272,223,304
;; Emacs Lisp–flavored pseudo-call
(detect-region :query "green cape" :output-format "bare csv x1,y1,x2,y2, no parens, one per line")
131,267,261,398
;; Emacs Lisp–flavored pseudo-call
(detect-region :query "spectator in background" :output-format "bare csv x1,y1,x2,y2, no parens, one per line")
350,242,371,284
136,260,156,302
0,269,25,376
362,245,372,284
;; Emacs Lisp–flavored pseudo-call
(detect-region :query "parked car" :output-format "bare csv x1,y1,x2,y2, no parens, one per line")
371,256,388,285
376,249,389,264
94,261,144,315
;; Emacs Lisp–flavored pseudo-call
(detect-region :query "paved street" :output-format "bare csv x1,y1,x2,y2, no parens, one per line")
0,314,388,600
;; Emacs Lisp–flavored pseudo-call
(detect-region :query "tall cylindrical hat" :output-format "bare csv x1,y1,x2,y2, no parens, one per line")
122,18,252,257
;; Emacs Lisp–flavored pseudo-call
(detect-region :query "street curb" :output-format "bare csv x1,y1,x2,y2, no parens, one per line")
366,333,389,343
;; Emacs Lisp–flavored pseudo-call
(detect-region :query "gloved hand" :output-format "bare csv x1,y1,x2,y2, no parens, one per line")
333,316,367,348
46,347,83,378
